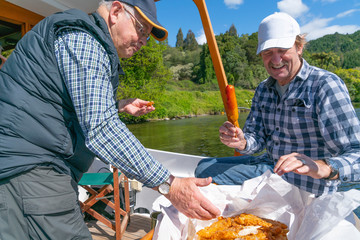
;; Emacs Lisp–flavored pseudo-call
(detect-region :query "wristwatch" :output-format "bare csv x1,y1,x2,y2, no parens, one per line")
157,177,172,195
323,159,339,180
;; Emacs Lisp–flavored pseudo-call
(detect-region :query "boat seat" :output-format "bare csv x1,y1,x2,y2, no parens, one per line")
78,167,130,240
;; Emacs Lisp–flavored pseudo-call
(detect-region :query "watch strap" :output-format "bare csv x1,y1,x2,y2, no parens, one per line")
157,176,173,195
323,159,339,180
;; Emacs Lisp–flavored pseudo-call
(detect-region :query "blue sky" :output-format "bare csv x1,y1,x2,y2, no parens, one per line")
155,0,360,47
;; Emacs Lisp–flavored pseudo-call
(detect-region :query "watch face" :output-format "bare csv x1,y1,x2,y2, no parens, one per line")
158,182,170,195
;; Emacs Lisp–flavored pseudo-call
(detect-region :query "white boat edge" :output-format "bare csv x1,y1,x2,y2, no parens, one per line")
82,148,360,232
135,148,205,213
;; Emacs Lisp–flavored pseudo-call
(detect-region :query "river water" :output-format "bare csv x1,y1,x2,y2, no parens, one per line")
128,109,360,217
128,114,238,158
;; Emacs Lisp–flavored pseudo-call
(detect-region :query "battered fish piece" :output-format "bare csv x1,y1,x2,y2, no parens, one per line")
146,101,154,107
196,213,288,240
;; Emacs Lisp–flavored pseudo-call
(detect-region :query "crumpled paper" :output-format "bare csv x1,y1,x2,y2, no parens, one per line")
152,171,360,240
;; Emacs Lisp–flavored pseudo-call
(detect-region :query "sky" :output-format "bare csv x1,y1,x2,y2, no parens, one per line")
155,0,360,47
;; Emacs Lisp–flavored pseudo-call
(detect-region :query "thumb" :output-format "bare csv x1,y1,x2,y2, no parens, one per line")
194,177,213,187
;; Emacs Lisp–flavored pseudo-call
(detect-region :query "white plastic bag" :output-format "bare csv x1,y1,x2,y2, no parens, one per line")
152,171,360,240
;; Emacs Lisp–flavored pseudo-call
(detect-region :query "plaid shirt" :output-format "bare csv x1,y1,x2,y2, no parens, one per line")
54,29,169,187
240,59,360,196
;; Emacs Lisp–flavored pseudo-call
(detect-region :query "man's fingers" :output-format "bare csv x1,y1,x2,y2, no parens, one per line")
220,121,237,135
168,177,220,220
183,197,220,220
199,198,221,219
223,121,234,128
194,178,221,219
194,177,213,187
274,153,312,175
294,164,310,174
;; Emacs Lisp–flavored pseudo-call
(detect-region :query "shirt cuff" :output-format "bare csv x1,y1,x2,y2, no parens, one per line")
327,158,347,182
237,135,252,154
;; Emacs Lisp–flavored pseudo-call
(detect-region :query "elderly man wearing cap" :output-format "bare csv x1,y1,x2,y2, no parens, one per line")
196,12,360,196
0,0,220,239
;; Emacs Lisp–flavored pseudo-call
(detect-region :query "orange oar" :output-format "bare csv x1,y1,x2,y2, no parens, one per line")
225,85,239,128
193,0,241,156
225,85,241,156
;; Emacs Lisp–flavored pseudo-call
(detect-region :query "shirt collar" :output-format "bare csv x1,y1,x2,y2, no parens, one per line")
297,59,311,81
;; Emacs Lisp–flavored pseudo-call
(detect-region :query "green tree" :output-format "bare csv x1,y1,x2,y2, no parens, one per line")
217,33,247,86
192,44,216,84
306,51,340,72
305,30,360,69
170,63,194,80
335,68,360,102
243,32,262,65
163,47,185,67
191,30,266,88
228,24,238,37
176,28,184,49
343,49,360,69
118,37,172,121
183,30,198,51
306,32,357,54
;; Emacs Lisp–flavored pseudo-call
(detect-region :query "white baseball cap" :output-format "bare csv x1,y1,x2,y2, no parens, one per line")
257,12,300,54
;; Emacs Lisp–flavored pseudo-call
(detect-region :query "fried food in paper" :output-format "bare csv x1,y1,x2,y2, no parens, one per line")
196,213,288,240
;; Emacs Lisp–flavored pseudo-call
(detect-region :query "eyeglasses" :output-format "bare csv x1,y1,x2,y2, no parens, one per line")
124,7,151,41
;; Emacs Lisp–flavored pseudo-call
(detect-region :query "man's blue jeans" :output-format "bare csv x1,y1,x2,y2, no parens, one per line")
194,153,274,185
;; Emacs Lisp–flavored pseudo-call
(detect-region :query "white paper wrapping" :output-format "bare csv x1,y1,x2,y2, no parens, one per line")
152,171,360,240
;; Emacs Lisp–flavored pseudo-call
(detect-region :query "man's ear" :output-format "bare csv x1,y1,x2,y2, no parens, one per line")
296,43,304,56
109,1,124,25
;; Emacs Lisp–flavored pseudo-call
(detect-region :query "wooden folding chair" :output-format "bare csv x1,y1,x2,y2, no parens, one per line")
78,167,130,240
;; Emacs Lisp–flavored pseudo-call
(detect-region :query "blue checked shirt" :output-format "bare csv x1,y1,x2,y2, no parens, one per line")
239,59,360,196
54,29,169,187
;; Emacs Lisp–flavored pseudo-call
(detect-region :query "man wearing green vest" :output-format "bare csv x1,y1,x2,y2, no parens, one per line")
0,1,220,239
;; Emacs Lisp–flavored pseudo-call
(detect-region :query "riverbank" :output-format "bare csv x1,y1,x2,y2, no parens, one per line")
119,85,359,123
119,88,254,123
148,107,251,122
149,91,360,121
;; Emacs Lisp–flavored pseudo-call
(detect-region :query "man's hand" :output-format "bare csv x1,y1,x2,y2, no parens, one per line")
274,152,333,179
219,121,246,151
117,98,155,117
161,177,221,220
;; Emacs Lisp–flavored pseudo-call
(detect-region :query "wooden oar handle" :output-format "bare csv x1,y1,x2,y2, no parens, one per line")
225,85,241,156
193,0,229,113
225,85,240,128
193,0,241,157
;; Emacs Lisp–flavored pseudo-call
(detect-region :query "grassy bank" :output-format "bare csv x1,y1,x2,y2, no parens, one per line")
120,84,358,123
149,88,254,119
118,80,254,123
